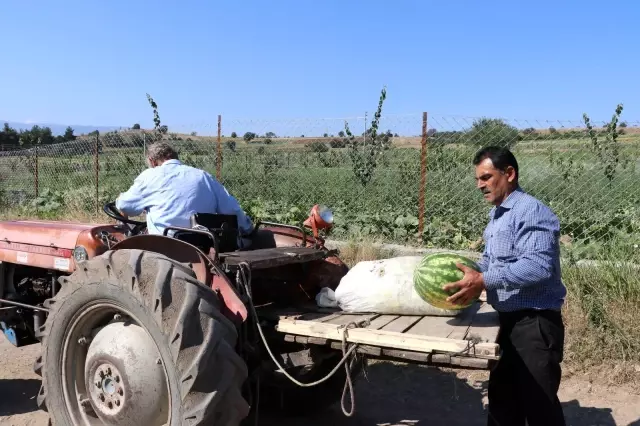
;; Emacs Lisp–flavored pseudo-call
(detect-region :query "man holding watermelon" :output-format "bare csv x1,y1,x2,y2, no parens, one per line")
443,146,567,426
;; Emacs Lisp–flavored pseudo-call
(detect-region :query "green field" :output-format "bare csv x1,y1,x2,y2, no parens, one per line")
1,131,639,263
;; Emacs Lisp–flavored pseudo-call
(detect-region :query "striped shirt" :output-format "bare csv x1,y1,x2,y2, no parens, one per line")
478,186,566,312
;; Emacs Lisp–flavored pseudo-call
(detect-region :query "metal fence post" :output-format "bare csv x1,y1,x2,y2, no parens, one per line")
34,144,39,213
95,133,100,213
418,112,428,240
217,114,222,180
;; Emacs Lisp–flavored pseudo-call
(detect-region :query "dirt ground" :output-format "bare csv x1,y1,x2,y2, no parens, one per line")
1,338,639,426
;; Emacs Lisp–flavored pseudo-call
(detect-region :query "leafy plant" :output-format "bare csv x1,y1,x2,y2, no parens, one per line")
344,86,387,186
146,93,168,139
583,103,624,184
31,188,64,213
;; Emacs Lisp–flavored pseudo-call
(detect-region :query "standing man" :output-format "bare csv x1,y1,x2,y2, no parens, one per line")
116,142,254,238
443,146,566,426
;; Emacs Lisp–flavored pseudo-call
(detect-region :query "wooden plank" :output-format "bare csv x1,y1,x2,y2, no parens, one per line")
404,315,456,339
446,302,483,340
276,318,499,359
295,312,341,322
324,313,379,326
465,302,500,343
366,315,399,330
380,315,422,333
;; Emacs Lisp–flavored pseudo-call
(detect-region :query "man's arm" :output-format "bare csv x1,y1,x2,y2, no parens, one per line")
207,175,254,235
482,205,560,292
115,172,150,217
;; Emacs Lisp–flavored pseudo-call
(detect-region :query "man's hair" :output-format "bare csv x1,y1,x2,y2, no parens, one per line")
473,146,519,179
147,142,178,163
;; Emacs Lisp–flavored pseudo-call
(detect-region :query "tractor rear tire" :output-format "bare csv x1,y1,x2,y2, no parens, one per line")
33,249,250,426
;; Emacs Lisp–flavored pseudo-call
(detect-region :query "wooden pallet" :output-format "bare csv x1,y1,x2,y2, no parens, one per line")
275,300,501,369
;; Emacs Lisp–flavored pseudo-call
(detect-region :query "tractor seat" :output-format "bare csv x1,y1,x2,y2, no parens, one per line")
172,213,240,254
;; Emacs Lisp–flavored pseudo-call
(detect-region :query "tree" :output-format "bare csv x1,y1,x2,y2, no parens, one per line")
330,138,346,148
583,103,624,184
231,132,237,138
344,86,388,186
0,123,19,147
146,93,168,139
63,126,76,142
467,118,521,149
308,141,328,153
132,123,141,130
243,132,256,142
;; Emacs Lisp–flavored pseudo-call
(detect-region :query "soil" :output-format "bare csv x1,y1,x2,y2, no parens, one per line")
1,338,639,426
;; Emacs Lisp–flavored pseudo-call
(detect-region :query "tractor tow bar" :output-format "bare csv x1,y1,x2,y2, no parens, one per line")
0,297,50,313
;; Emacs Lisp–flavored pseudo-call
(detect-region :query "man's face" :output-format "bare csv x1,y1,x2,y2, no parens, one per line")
474,157,516,206
146,157,158,168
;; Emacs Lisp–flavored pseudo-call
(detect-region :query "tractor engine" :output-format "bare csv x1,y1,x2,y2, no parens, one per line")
0,219,130,347
0,264,57,346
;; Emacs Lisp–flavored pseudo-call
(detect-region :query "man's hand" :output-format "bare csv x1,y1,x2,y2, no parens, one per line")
442,263,485,306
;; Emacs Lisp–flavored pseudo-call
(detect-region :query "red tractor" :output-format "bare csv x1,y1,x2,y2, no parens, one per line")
0,202,360,425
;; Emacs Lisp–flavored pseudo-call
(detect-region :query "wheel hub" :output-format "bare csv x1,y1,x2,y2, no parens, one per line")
84,320,169,425
91,362,125,415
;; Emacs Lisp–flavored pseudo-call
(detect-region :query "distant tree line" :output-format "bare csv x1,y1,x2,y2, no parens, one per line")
0,122,78,148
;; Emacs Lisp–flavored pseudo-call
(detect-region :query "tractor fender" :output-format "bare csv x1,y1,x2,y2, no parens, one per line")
110,235,248,324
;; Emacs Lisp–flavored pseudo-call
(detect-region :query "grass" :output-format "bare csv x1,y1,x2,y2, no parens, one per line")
561,259,640,388
2,138,639,262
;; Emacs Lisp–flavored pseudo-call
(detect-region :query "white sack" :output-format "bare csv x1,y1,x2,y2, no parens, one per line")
333,256,460,316
315,287,338,308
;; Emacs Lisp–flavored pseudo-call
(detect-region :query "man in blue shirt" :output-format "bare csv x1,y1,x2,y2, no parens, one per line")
444,146,566,426
115,142,254,238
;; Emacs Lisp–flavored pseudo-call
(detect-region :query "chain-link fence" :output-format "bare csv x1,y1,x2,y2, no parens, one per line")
1,113,639,261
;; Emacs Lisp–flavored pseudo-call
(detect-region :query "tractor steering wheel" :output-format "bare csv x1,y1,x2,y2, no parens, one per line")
103,202,147,231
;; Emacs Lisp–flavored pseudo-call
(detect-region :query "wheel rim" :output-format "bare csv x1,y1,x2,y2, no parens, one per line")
61,302,171,425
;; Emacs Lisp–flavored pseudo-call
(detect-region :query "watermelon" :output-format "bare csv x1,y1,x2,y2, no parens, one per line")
413,252,481,311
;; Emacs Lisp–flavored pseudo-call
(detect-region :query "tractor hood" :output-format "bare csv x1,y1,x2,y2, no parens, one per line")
0,220,110,250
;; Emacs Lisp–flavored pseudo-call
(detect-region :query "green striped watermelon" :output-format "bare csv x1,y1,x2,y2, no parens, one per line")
413,252,481,310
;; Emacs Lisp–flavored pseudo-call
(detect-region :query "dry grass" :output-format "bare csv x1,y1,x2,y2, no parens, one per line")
335,238,640,387
560,261,640,388
331,237,400,267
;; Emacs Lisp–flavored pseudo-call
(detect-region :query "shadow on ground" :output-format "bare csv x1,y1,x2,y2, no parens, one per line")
0,360,634,426
257,361,630,426
0,379,40,416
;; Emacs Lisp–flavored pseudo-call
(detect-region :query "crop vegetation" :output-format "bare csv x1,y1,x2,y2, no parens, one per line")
0,94,639,384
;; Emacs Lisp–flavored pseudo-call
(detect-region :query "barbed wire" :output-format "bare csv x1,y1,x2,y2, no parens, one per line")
0,113,638,261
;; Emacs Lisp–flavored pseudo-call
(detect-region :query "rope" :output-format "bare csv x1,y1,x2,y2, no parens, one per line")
237,262,360,417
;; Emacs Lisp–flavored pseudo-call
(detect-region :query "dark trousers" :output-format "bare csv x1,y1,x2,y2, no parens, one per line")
487,309,566,426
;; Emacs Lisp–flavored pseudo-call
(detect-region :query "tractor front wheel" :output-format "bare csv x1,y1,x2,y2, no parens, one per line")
33,249,249,426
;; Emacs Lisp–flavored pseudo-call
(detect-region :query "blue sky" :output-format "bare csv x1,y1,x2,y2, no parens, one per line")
1,0,639,136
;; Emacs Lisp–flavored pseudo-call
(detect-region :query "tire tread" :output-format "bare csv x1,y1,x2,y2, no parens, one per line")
34,248,249,425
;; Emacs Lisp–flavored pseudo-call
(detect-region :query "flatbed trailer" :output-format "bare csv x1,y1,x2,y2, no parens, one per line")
271,293,501,370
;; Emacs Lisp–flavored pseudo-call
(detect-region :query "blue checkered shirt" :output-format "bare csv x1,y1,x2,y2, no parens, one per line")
478,187,566,312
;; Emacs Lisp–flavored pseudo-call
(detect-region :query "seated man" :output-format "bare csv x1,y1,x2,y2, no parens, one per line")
115,142,254,243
